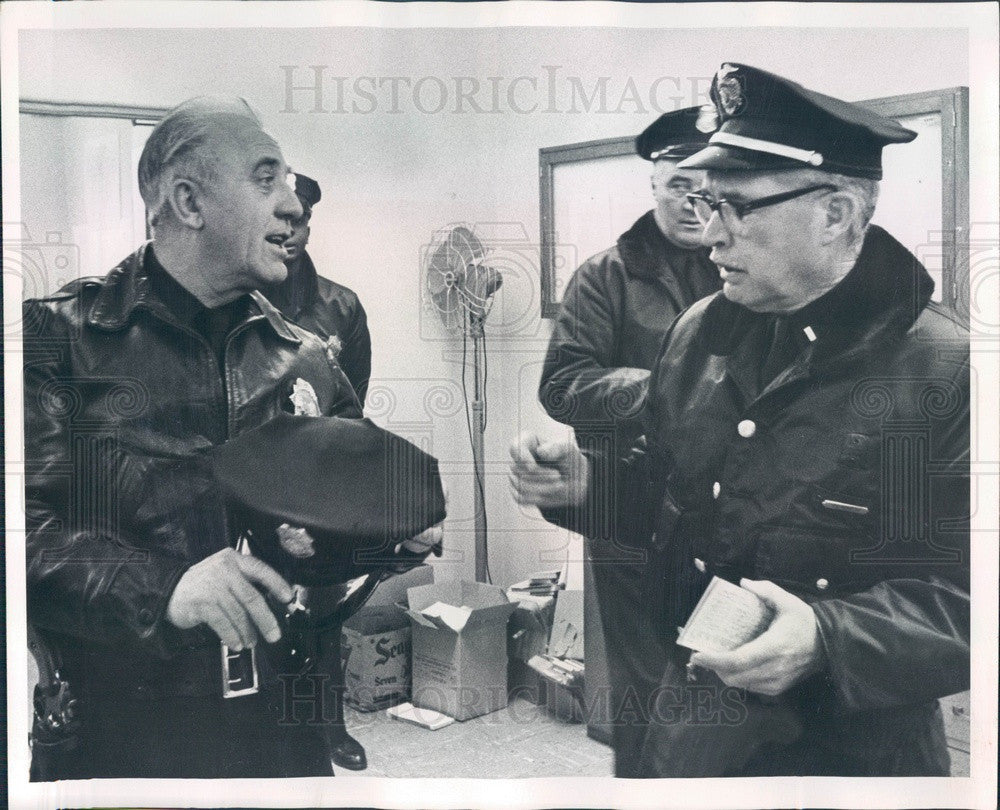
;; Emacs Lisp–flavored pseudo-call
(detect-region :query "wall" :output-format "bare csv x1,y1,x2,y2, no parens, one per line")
18,26,970,589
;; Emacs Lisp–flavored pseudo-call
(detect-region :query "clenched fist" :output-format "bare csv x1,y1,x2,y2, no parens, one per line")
508,432,590,509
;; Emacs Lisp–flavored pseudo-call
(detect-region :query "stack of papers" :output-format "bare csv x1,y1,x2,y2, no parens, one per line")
527,654,584,689
419,601,473,630
507,568,566,598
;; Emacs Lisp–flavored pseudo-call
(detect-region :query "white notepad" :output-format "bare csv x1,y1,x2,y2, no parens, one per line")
676,577,775,653
386,701,456,731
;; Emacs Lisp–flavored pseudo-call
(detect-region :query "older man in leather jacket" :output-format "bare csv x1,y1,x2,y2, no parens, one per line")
23,97,435,779
511,64,969,777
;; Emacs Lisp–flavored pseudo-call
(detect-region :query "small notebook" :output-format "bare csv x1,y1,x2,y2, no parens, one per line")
676,576,775,653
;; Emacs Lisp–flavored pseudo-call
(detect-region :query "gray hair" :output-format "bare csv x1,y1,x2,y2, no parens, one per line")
138,96,261,228
787,167,880,246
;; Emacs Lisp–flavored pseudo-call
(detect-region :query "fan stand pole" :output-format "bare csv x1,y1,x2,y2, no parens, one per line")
469,313,488,583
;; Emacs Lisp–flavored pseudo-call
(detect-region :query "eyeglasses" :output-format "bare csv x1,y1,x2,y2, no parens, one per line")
686,184,838,228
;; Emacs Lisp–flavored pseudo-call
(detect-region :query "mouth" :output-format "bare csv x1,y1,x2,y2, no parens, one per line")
265,233,290,258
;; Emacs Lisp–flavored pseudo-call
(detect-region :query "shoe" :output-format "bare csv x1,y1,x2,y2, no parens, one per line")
328,730,367,771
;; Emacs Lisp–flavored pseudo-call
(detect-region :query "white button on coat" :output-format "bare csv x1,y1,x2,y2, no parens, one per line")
737,419,756,438
712,481,721,500
694,558,707,573
816,578,829,590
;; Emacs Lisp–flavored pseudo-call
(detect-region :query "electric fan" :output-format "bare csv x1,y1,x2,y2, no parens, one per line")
423,225,503,582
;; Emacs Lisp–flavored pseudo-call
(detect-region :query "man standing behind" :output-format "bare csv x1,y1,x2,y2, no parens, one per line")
536,107,721,776
538,106,720,436
264,172,372,406
263,171,371,771
512,64,969,777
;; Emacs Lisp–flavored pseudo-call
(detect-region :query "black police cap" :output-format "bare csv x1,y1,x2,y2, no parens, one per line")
635,105,717,161
211,414,446,585
679,63,916,179
292,172,321,214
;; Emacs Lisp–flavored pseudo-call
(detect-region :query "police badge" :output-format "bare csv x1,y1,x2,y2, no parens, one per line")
696,103,720,134
289,377,321,417
325,334,343,364
716,64,747,116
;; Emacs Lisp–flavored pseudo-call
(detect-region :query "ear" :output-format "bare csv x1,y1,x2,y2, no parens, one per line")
166,178,204,230
820,191,857,245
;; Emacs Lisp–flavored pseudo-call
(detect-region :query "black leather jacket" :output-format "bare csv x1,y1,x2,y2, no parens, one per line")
263,250,371,406
23,245,361,697
553,226,969,774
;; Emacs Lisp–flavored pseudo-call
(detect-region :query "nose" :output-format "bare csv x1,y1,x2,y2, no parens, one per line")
277,181,303,221
700,209,729,249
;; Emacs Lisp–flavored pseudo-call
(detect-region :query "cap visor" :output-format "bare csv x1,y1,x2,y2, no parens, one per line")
678,144,805,172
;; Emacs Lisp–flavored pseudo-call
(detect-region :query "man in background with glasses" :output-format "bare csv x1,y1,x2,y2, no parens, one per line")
536,107,721,776
511,63,969,776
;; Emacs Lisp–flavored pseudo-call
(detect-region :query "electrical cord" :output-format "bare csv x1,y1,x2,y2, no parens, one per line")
461,321,491,584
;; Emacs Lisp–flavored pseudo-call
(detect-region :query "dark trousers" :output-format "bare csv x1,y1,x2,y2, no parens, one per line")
316,624,350,741
30,686,333,780
586,535,668,778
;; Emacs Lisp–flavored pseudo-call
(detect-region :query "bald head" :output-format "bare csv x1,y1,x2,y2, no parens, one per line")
138,95,263,228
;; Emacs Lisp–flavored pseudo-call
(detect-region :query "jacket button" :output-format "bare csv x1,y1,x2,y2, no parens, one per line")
138,608,155,625
737,419,757,438
712,481,721,500
693,558,707,573
816,578,829,590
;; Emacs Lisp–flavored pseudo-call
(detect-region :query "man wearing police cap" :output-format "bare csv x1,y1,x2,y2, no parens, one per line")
512,64,969,776
536,108,720,774
265,171,372,405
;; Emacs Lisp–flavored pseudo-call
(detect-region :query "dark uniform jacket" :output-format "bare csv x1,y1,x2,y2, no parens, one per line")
539,210,721,434
557,226,970,776
264,249,371,406
23,245,362,700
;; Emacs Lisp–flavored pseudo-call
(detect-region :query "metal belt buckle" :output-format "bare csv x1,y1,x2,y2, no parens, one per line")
221,643,259,698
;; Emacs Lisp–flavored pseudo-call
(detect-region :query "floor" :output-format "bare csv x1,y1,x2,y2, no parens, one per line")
340,692,971,779
339,696,613,779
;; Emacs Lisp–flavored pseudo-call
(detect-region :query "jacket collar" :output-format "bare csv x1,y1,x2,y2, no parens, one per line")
87,242,302,345
617,210,714,281
698,225,935,362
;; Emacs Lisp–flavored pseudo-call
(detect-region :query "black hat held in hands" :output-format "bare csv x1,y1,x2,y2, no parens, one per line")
211,413,446,586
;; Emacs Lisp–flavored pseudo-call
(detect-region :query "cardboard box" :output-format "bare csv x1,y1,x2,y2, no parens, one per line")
543,678,585,723
507,658,546,705
341,605,411,711
548,589,585,660
527,654,585,723
367,564,434,607
506,594,556,662
405,581,517,721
